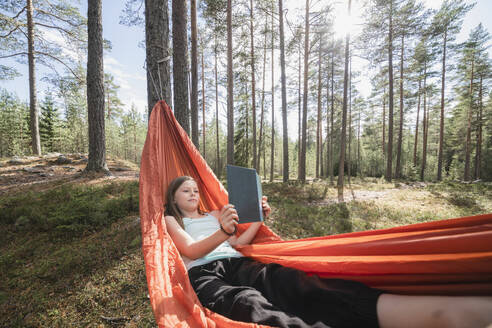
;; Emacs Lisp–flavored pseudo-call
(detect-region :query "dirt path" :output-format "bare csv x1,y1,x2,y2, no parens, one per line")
0,154,138,195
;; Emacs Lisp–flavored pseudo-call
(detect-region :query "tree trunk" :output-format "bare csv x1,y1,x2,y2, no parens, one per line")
26,0,41,155
270,6,275,182
133,122,137,163
437,29,447,181
395,34,404,178
249,0,257,170
214,34,221,176
413,78,421,167
337,0,351,202
382,85,386,156
316,36,322,178
300,0,310,182
144,0,171,116
172,0,190,134
357,102,361,176
86,0,108,173
347,55,352,183
464,54,474,181
298,43,302,179
385,0,394,182
245,83,249,163
258,16,268,173
474,74,483,180
190,0,199,147
279,0,289,182
201,38,206,158
226,0,234,165
329,37,334,184
420,62,427,181
325,56,330,178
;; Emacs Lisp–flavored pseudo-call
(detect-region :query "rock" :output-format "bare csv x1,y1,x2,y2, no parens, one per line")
8,157,23,165
23,167,43,174
44,152,62,158
111,167,131,172
55,155,72,165
62,166,76,171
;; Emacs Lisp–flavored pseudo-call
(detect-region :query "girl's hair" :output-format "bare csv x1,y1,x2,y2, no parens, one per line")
164,176,204,228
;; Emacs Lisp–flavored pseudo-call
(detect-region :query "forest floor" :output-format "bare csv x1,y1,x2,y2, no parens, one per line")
1,155,491,327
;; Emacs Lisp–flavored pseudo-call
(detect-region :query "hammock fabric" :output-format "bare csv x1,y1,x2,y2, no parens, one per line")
139,101,492,328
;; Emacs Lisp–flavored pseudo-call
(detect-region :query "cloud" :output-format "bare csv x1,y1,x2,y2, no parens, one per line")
39,28,79,61
104,55,147,114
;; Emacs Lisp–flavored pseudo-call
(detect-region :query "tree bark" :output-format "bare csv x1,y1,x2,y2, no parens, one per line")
316,35,322,178
214,34,221,176
279,0,289,182
395,34,404,178
190,0,199,147
258,16,268,173
270,6,275,182
464,54,474,181
26,0,41,155
385,0,394,182
86,0,108,173
226,0,234,165
201,38,206,158
144,0,171,116
382,85,386,156
474,74,483,180
298,42,302,180
325,56,330,178
329,38,334,184
172,0,190,134
347,55,352,183
249,0,257,170
413,78,421,167
300,0,310,182
420,62,427,181
437,29,447,181
337,0,351,202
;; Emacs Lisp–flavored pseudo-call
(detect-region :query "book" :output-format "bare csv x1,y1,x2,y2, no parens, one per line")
226,164,264,224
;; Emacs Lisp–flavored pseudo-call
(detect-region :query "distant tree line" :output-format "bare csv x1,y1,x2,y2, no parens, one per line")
2,0,492,191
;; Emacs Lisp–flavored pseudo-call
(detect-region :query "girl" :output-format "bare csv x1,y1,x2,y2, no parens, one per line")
164,176,492,328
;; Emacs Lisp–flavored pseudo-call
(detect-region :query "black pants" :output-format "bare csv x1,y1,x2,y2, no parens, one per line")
188,257,383,328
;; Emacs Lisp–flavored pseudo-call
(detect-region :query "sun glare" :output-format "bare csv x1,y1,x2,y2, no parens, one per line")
332,1,363,38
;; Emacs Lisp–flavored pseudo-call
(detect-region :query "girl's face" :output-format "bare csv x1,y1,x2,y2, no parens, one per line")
174,180,200,213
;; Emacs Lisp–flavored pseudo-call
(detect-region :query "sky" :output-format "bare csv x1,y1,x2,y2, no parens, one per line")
1,0,491,140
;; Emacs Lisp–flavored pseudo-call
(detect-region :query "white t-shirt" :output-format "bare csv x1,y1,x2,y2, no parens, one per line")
182,213,243,270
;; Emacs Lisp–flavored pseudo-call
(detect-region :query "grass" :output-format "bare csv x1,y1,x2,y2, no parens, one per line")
1,176,491,327
0,180,154,327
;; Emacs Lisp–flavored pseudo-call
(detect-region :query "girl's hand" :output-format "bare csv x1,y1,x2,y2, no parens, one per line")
262,196,271,218
218,204,239,234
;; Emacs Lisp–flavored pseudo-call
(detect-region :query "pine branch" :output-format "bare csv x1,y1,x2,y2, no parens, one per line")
36,51,81,81
11,6,27,20
34,7,84,28
0,52,28,59
0,25,22,39
36,22,85,42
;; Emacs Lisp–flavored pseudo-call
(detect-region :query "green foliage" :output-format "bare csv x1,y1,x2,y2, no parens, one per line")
0,88,30,157
39,94,62,153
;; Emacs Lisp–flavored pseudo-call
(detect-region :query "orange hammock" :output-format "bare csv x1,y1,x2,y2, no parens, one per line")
139,101,492,328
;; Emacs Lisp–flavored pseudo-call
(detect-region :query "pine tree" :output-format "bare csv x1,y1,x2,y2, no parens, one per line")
39,94,60,153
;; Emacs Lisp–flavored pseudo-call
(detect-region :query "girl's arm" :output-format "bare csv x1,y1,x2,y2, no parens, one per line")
165,215,230,260
164,205,239,260
229,196,271,246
